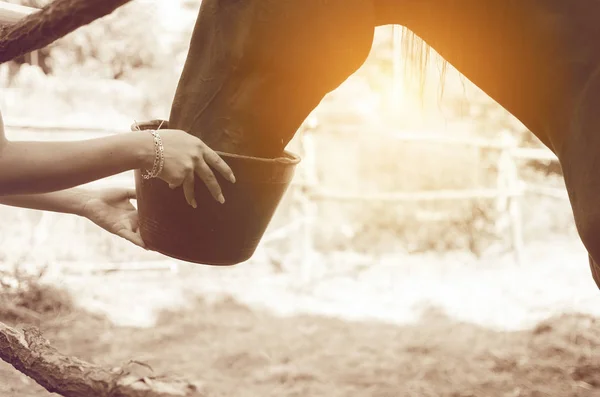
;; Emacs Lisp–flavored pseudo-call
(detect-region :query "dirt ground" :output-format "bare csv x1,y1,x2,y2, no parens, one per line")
2,298,600,397
2,237,600,397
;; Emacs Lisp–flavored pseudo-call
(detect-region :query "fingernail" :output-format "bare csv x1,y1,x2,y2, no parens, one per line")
218,194,225,204
230,174,236,183
192,199,197,208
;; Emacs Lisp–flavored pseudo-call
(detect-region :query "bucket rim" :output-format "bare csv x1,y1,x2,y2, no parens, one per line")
131,119,301,166
214,149,301,166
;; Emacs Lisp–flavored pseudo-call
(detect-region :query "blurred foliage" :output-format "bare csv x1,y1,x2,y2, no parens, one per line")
4,0,169,80
0,265,74,323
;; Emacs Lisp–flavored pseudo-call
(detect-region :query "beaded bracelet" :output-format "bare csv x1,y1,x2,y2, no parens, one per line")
141,129,165,180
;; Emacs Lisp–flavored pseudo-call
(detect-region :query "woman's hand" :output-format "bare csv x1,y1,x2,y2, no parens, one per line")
80,188,145,248
148,129,236,208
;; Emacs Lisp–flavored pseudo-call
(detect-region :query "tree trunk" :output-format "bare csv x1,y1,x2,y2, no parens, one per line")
0,321,204,397
0,0,132,63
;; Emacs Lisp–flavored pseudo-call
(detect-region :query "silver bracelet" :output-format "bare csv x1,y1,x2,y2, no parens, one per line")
141,130,165,179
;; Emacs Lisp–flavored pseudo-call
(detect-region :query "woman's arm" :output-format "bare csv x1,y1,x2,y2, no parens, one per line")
0,107,154,195
0,110,236,203
0,132,154,196
0,187,146,247
0,187,90,215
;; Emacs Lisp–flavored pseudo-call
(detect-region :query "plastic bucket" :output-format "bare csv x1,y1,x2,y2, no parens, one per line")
132,119,301,265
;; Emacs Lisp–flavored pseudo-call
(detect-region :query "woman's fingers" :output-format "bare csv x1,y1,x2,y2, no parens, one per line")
118,228,146,249
203,150,236,184
165,177,197,208
195,160,224,204
156,134,236,206
182,173,197,208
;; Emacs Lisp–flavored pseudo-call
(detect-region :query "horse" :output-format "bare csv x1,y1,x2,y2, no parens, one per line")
168,0,600,288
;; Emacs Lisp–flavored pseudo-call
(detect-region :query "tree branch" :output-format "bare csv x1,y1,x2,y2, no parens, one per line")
0,321,204,397
0,0,133,63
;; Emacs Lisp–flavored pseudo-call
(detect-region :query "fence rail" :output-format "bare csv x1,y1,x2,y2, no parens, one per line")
294,127,566,272
309,187,525,202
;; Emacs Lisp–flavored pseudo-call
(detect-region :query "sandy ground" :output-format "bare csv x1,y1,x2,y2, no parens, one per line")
2,236,600,396
49,235,600,331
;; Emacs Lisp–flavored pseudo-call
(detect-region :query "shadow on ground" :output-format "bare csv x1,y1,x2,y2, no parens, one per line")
1,295,600,397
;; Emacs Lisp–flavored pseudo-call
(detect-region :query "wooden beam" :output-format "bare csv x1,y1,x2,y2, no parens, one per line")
0,2,38,25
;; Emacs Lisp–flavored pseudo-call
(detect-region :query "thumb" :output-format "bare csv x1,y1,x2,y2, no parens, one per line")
118,229,146,249
122,188,137,200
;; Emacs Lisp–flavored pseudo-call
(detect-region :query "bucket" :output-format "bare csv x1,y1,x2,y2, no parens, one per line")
132,119,301,265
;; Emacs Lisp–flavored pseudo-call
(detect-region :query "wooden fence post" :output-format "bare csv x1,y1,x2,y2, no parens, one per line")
496,131,524,265
298,129,318,285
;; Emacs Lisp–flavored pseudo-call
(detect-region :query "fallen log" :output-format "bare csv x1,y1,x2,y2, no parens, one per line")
0,321,204,397
0,0,133,63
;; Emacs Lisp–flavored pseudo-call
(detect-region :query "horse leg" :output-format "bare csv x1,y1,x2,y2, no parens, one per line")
588,256,600,289
560,65,600,289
